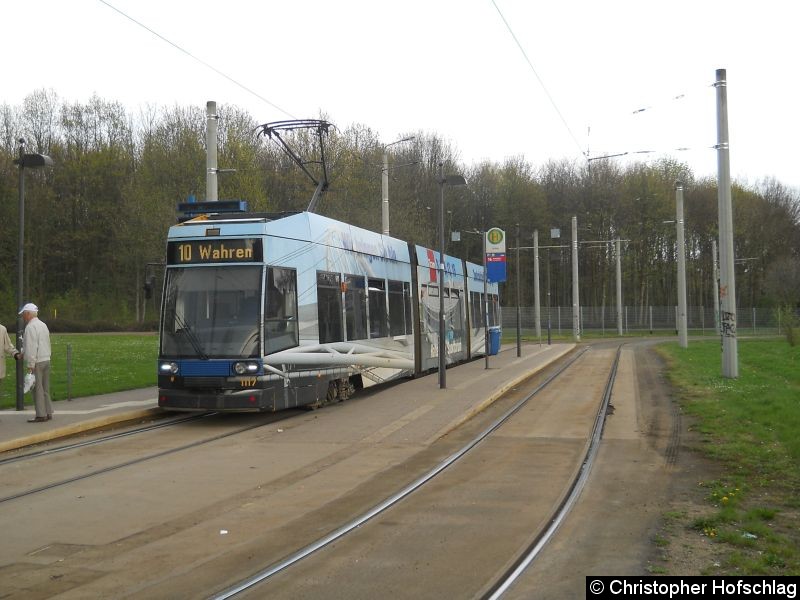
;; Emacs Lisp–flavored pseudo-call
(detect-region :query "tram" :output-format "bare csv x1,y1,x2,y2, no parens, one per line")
156,208,500,412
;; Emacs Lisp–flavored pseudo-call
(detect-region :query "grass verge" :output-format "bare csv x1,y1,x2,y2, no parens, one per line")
1,333,157,410
657,338,800,575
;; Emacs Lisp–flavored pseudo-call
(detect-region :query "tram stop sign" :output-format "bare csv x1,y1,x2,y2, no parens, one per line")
485,227,506,283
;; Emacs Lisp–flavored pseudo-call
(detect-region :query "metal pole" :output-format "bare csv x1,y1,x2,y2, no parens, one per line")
15,140,25,411
438,163,447,389
206,101,218,202
715,68,738,378
701,306,705,336
484,230,489,369
546,247,551,345
516,223,521,357
615,238,623,336
571,216,580,341
533,230,541,340
676,181,689,348
381,150,390,235
67,343,73,401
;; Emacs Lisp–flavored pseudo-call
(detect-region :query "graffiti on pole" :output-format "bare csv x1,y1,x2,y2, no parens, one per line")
721,311,737,338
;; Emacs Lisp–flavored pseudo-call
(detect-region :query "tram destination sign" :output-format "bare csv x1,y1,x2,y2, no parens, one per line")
167,238,263,265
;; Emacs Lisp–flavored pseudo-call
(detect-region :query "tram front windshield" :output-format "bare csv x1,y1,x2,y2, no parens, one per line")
161,265,261,358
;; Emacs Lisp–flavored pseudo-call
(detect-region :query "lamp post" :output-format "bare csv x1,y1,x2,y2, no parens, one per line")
381,136,415,236
438,162,466,389
13,139,54,410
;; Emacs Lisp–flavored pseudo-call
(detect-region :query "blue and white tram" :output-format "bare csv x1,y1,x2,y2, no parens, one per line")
157,210,500,412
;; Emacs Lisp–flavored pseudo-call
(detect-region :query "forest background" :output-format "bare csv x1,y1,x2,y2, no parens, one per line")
1,90,799,332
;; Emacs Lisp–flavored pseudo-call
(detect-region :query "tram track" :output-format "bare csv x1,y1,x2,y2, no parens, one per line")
0,412,296,505
482,345,621,599
0,412,211,467
209,344,622,599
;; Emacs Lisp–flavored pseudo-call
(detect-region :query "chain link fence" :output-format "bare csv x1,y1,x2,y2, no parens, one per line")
501,306,795,337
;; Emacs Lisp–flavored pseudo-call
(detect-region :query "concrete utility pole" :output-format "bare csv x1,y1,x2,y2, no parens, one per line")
381,152,390,234
712,238,720,332
533,230,541,340
676,181,689,348
206,101,218,202
615,238,623,336
715,68,738,378
571,216,580,341
516,223,521,357
381,136,415,236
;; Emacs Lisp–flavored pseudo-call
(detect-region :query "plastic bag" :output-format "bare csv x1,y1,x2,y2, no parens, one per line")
23,373,35,394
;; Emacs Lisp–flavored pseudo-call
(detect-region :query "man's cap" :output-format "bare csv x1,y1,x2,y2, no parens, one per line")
19,303,38,314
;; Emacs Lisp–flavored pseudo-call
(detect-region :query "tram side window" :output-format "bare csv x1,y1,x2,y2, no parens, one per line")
265,267,299,354
450,289,463,334
345,274,368,341
404,282,413,335
470,291,483,329
388,280,406,336
317,271,343,344
489,294,500,327
368,278,388,338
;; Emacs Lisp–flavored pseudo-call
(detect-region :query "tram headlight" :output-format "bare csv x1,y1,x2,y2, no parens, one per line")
233,361,258,375
160,362,179,374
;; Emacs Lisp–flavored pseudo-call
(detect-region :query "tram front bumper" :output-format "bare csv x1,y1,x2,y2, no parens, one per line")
158,387,269,412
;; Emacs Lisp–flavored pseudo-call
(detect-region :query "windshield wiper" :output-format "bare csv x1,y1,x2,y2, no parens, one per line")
167,307,209,360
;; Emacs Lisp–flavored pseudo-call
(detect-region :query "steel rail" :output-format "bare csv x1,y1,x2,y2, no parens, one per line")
482,344,623,599
210,346,592,600
0,413,213,467
0,417,281,505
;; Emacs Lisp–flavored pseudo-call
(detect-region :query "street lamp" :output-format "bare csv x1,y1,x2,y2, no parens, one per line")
13,139,54,411
438,162,466,389
381,136,415,236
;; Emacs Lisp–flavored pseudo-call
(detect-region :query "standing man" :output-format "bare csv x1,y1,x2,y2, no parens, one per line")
1,321,22,395
19,303,53,423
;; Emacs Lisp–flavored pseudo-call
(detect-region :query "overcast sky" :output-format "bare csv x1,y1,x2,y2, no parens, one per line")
7,0,798,189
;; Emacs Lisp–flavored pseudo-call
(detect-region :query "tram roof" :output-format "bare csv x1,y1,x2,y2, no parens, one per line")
169,211,412,263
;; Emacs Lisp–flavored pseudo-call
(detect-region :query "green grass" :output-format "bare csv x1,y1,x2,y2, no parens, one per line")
1,333,157,410
658,338,800,575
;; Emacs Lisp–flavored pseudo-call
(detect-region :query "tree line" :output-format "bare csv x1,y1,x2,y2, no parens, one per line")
1,89,798,330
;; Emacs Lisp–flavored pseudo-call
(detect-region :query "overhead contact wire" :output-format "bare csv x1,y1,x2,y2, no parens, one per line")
98,0,297,119
490,0,585,159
